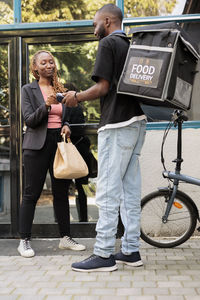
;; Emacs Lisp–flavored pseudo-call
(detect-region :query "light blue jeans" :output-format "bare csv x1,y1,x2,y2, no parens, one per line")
94,120,146,258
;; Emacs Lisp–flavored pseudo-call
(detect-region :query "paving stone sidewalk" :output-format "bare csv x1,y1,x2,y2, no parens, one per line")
0,238,200,300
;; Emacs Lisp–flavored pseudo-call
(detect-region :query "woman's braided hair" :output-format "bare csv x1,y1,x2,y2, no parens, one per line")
30,50,66,93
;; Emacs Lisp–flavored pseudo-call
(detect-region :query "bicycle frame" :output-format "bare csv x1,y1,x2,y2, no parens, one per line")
161,110,200,222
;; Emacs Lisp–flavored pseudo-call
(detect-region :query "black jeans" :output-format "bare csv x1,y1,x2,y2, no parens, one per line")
75,181,88,222
19,128,71,239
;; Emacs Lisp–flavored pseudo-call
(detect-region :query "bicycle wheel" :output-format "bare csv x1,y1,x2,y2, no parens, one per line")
141,190,197,248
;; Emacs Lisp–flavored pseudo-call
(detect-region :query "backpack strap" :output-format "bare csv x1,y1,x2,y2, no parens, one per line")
109,33,130,88
110,33,131,43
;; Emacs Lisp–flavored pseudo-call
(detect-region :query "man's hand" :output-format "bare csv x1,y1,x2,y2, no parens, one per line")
62,91,78,107
62,78,110,107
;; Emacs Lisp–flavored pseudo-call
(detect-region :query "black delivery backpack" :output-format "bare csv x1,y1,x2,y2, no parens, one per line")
117,22,200,111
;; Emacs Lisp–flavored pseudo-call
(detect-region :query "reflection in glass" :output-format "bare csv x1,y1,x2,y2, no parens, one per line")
124,0,188,38
69,134,98,223
124,0,186,18
0,44,10,223
0,134,10,217
0,0,14,24
0,45,9,126
33,135,98,224
27,42,99,224
21,0,115,23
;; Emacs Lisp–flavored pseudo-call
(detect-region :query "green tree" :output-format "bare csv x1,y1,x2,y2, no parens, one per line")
28,41,100,122
21,0,115,22
0,45,9,126
21,0,177,22
21,0,177,122
124,0,177,17
0,1,178,124
0,1,13,24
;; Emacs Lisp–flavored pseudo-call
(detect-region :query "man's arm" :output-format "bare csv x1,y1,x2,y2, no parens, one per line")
62,78,110,107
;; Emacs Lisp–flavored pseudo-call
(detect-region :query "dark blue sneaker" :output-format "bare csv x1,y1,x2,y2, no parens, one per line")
114,251,143,267
71,254,118,272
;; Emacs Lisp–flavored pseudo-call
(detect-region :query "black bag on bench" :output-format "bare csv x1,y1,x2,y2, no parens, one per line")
117,22,199,111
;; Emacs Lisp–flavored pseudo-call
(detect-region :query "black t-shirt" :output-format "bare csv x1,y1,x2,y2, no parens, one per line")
92,32,144,130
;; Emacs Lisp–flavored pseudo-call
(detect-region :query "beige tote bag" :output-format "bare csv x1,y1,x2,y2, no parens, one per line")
53,135,89,179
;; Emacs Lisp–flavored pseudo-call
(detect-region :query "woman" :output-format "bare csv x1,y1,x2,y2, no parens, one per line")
18,50,85,257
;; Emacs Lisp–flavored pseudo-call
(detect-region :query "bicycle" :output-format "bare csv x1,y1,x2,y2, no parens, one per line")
140,110,200,248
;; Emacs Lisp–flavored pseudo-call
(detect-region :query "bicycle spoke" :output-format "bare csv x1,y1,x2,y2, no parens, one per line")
141,191,197,247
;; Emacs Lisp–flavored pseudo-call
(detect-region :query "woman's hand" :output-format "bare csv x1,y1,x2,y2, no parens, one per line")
46,93,58,106
61,125,71,138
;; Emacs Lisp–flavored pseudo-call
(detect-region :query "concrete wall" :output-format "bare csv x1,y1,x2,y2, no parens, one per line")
140,127,200,234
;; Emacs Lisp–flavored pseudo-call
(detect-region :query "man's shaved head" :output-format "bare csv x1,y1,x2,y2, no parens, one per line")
97,4,123,24
93,4,123,40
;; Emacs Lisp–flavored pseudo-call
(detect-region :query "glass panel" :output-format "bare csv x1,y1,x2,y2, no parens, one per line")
124,0,187,18
0,44,10,222
28,42,100,123
33,134,98,223
0,0,14,24
21,0,115,22
26,41,99,224
69,134,98,222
